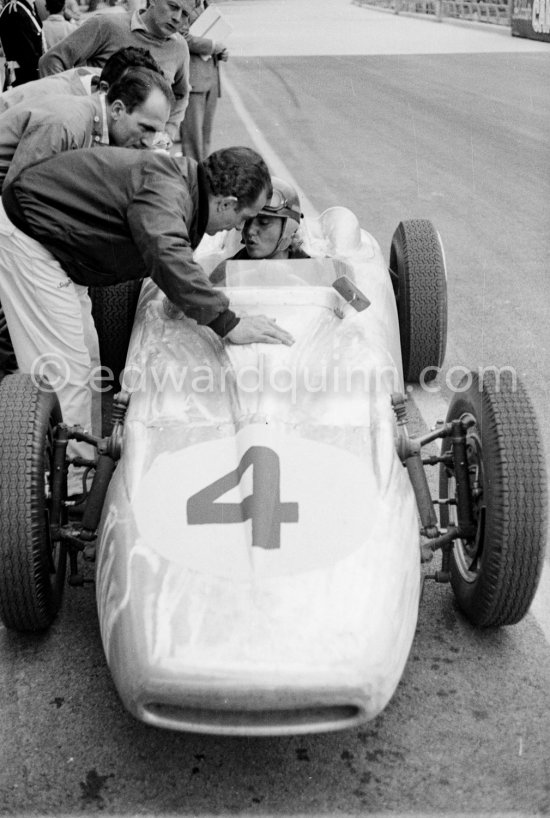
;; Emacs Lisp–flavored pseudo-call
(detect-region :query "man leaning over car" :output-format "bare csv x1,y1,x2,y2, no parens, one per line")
0,67,174,494
0,145,294,489
0,48,170,378
0,65,174,194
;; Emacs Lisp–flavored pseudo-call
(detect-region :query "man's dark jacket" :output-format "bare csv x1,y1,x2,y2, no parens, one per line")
3,146,238,336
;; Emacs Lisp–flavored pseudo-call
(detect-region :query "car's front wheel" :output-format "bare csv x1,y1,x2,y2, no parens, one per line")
439,371,547,627
0,373,67,631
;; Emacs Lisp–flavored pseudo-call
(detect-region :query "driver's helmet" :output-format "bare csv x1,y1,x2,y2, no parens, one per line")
254,176,303,256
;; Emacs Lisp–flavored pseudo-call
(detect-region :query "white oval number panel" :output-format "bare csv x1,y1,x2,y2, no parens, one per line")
134,425,378,579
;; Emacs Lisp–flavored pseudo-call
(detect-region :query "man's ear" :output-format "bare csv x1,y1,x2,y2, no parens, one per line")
109,99,126,119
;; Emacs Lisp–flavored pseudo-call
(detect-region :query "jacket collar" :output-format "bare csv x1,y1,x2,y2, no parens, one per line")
90,94,110,146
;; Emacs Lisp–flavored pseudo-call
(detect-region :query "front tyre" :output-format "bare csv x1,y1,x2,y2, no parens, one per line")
390,219,447,383
439,371,547,627
0,374,67,631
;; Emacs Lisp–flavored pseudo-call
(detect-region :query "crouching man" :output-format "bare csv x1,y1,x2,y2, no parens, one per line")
0,145,293,490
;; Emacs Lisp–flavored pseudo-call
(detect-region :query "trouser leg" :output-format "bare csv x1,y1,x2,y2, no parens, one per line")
77,285,102,436
180,91,206,162
202,83,218,159
0,204,98,485
13,63,40,87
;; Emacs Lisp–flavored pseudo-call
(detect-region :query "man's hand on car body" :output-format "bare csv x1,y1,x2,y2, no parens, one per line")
226,315,294,346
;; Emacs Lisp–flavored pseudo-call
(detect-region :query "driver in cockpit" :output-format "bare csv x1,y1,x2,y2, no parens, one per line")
210,176,310,285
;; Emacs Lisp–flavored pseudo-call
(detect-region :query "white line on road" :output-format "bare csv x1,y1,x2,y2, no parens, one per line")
223,74,550,646
223,75,318,219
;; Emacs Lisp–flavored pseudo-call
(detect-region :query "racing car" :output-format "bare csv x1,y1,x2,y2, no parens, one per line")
0,207,546,735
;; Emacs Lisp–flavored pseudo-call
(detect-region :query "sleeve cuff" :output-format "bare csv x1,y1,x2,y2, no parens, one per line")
207,309,240,337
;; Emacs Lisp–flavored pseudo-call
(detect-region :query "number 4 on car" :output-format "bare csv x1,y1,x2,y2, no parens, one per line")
187,446,299,550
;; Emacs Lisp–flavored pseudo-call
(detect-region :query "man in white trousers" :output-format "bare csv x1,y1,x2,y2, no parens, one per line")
0,67,173,494
0,145,294,493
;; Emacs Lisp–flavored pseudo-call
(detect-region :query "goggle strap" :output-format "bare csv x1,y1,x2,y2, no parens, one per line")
260,207,302,223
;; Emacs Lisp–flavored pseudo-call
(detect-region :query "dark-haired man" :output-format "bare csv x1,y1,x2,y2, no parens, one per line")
42,0,75,49
0,46,165,113
0,146,294,491
0,66,173,191
38,0,192,141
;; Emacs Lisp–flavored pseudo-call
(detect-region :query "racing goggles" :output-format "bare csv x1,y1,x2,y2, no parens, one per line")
260,189,302,223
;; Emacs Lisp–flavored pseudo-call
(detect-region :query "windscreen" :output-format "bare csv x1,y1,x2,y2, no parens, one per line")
223,257,355,288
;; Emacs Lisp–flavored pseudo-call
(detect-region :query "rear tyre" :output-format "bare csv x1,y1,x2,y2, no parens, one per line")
90,280,142,387
389,219,447,382
439,371,547,627
0,374,67,631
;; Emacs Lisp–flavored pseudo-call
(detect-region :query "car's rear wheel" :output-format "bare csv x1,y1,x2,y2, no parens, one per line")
90,280,142,388
439,371,547,627
0,374,67,631
389,219,447,382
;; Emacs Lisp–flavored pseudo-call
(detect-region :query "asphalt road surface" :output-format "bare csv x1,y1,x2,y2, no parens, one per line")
1,1,550,815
